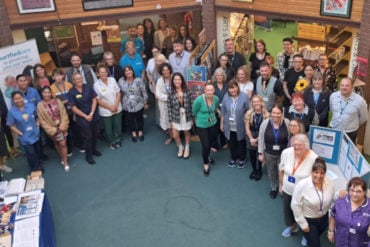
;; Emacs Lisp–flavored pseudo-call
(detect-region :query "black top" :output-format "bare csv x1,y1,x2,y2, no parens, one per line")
264,120,289,156
283,68,305,107
227,51,246,73
249,52,270,80
68,85,99,126
107,65,123,82
144,31,155,60
303,86,332,127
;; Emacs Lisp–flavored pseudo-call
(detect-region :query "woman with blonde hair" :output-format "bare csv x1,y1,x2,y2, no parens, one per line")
236,65,254,98
245,95,269,180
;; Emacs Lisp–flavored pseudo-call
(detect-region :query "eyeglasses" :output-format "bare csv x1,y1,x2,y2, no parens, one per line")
350,189,364,194
289,124,299,127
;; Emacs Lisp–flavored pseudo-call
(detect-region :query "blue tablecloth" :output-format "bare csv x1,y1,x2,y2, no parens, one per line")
39,193,55,247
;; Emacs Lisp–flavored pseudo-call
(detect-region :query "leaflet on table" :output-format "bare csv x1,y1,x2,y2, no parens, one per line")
6,178,26,196
15,190,44,221
12,216,39,247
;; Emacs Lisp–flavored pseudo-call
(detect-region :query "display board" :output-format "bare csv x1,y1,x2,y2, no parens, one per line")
309,126,370,180
187,65,207,100
0,39,40,108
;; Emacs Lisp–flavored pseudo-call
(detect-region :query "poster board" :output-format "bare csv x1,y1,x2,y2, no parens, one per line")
186,65,207,100
0,39,40,108
309,126,370,181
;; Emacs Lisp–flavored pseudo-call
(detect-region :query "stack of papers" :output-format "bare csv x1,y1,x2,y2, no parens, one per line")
15,190,44,221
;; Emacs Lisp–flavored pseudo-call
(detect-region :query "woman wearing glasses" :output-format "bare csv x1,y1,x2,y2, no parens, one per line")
37,86,70,172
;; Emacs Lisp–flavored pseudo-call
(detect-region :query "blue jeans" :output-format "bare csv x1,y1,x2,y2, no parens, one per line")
22,141,43,172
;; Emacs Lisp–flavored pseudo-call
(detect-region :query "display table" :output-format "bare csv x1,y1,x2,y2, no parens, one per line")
39,193,55,247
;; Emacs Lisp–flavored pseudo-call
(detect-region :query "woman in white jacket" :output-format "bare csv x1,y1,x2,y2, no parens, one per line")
156,63,173,144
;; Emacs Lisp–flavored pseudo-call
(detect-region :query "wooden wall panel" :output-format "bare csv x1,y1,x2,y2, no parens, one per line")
6,0,200,28
215,0,363,26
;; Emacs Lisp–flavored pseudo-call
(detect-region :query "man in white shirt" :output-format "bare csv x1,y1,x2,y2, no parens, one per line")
168,39,190,80
329,77,368,143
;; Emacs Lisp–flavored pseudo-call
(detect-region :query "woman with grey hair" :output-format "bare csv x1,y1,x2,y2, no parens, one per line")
278,133,318,239
212,67,228,151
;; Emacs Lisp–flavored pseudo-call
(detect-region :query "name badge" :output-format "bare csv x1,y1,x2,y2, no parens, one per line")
179,107,185,113
101,88,107,93
263,97,268,102
229,116,235,122
349,228,356,234
24,99,29,103
318,210,325,215
287,176,295,184
76,94,82,99
26,126,33,131
129,95,136,99
272,144,280,151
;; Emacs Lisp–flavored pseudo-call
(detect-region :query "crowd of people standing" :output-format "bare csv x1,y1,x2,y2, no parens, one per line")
0,17,369,246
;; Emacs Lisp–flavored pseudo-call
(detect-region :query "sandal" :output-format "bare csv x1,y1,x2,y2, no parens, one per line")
165,138,173,145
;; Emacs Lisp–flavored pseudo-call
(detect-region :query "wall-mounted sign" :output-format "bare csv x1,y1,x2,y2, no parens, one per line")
16,0,56,14
82,0,133,11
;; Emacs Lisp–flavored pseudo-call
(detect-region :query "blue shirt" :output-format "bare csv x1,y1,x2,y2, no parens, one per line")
119,54,145,79
68,85,99,126
6,103,39,145
18,87,41,107
120,38,144,55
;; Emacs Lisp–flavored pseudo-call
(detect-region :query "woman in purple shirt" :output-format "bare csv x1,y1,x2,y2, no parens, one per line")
328,177,370,247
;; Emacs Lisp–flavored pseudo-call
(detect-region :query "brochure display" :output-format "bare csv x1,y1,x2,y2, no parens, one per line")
309,126,370,181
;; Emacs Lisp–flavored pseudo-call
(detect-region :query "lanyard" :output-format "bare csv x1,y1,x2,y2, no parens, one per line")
177,92,184,107
314,187,324,212
231,97,238,116
270,120,281,145
313,91,320,106
262,79,272,97
340,100,349,115
292,150,309,175
55,82,67,100
203,95,214,117
164,80,171,95
108,66,115,78
253,113,262,127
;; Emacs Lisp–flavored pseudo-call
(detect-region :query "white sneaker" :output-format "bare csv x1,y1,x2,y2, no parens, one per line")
64,165,70,172
183,146,190,159
0,165,13,173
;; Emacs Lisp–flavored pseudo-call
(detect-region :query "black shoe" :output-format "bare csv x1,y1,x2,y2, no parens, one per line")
139,135,144,142
93,150,102,156
115,142,122,148
203,167,210,177
254,171,262,181
86,158,96,165
208,157,215,164
249,171,256,179
132,136,137,143
269,190,278,199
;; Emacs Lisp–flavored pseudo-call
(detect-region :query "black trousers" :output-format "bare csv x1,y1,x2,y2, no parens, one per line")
196,124,218,164
303,213,329,247
228,131,246,162
79,121,99,159
248,148,262,173
282,192,295,227
125,108,144,133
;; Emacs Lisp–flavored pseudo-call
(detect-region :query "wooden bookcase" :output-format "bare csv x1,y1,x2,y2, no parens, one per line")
293,23,354,77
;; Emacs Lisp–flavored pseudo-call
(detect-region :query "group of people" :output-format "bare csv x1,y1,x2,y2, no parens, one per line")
0,27,369,246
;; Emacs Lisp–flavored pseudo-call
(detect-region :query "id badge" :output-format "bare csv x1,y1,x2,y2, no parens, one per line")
272,144,280,151
287,175,295,184
26,126,33,131
208,117,213,123
318,210,325,215
229,116,235,123
179,107,185,113
349,228,356,234
129,95,136,99
263,97,268,102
